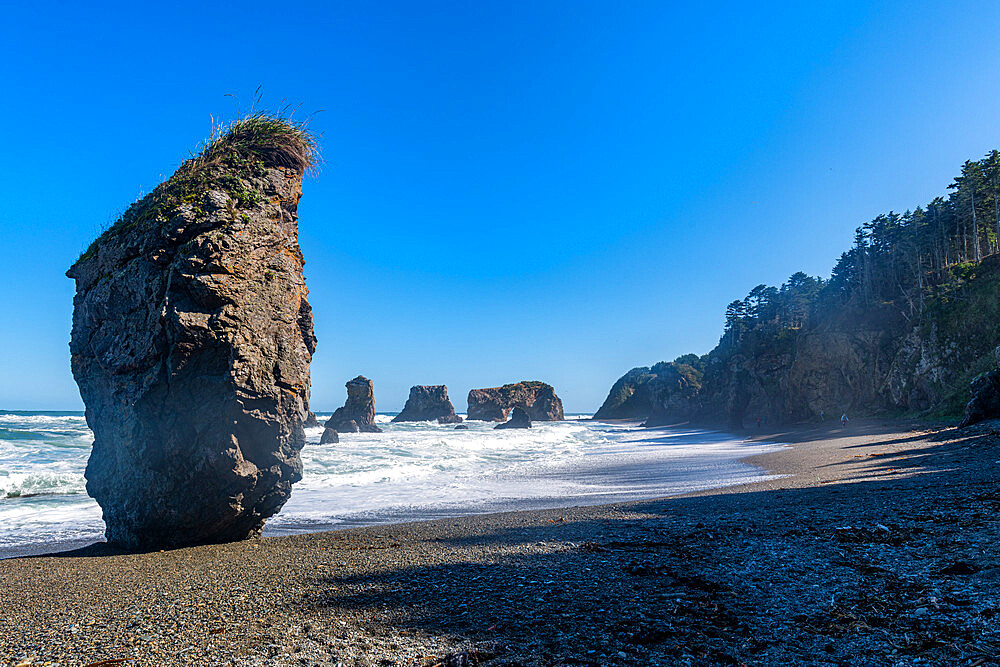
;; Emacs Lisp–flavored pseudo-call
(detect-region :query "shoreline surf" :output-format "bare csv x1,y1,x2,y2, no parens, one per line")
0,412,785,558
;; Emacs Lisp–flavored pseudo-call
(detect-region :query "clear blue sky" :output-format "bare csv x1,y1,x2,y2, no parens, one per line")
2,1,1000,412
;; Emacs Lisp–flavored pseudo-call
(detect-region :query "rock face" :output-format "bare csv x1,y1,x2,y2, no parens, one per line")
320,427,340,444
960,348,1000,428
337,419,360,433
304,411,320,428
326,376,382,433
466,381,564,421
960,370,1000,427
594,362,702,425
392,385,462,423
697,329,896,429
494,406,531,429
599,280,998,429
643,364,704,427
66,115,317,550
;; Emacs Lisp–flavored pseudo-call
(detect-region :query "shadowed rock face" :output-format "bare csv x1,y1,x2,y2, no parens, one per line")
960,371,1000,428
326,376,382,433
960,349,1000,428
494,406,531,429
466,381,564,421
392,385,462,423
320,427,340,444
594,362,702,425
67,152,315,550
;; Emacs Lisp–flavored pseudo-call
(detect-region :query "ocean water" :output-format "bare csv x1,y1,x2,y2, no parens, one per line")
0,411,784,557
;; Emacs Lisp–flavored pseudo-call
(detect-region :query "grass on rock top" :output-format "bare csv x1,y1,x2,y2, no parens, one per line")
196,112,318,176
73,111,318,267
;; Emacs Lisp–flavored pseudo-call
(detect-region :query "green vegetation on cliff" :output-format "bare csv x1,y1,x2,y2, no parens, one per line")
593,357,703,421
711,151,1000,423
75,111,317,266
600,151,1000,426
723,152,1000,348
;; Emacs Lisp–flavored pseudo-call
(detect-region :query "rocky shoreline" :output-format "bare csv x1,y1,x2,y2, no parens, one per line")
4,419,1000,666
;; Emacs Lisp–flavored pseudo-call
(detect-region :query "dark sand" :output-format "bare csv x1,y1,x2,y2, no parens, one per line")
3,419,1000,666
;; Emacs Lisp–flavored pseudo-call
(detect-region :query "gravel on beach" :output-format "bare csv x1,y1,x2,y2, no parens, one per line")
4,419,1000,666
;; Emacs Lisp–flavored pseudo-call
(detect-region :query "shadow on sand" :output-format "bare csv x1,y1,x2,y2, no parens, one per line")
305,423,1000,663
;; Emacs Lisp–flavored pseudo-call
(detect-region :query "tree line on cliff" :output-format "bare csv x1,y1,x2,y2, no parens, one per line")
724,150,1000,349
598,151,1000,425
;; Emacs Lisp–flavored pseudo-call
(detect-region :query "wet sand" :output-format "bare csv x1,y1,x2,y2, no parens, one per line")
3,418,999,666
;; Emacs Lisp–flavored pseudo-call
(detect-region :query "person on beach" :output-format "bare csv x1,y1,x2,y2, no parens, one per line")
840,413,849,428
819,409,825,422
756,417,762,429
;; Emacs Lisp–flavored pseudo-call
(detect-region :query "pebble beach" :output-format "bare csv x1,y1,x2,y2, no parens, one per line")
4,419,1000,666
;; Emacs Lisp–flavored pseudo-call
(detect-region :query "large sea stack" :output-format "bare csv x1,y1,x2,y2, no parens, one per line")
66,113,318,550
392,385,462,423
593,361,702,426
326,376,382,433
467,381,564,421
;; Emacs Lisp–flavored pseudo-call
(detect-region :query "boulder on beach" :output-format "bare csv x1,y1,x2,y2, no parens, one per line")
454,424,469,430
494,406,532,429
960,368,1000,428
320,427,340,444
325,376,382,433
467,381,564,422
66,113,318,550
393,385,462,423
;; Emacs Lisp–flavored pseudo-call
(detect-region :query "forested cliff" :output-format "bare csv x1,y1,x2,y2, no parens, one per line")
597,152,1000,427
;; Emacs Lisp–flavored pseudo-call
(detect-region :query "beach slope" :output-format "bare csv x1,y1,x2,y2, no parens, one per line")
3,420,1000,666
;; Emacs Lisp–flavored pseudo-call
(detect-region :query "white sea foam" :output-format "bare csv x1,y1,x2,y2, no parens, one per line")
0,412,785,556
267,416,785,534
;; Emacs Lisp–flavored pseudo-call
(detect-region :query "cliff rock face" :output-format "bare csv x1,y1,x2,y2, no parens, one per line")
495,406,531,429
392,385,462,423
326,376,382,433
594,362,701,424
467,381,564,421
598,159,1000,427
601,277,1000,429
66,116,317,549
697,329,895,429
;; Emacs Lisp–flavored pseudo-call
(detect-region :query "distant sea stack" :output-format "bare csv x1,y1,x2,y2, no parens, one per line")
66,113,318,550
392,385,462,423
326,376,382,433
467,381,564,421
